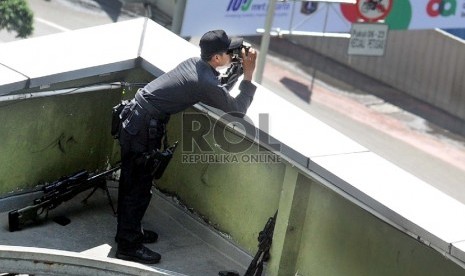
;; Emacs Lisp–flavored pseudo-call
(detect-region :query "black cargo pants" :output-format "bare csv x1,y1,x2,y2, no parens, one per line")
116,101,165,249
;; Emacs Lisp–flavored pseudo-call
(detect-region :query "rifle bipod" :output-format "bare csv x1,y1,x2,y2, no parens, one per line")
81,179,117,215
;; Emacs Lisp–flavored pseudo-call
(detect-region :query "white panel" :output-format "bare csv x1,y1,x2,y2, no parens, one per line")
140,20,199,73
245,86,368,158
0,64,28,94
0,65,26,85
0,18,145,82
452,241,465,263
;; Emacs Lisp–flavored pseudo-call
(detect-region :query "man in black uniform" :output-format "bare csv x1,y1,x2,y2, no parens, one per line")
115,30,258,264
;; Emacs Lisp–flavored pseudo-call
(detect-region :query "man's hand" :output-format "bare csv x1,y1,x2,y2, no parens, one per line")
242,47,257,81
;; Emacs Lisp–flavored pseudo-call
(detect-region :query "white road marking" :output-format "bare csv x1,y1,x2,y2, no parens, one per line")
35,17,71,32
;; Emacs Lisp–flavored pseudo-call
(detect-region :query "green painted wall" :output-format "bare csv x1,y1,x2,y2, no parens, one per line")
0,68,153,195
0,88,122,195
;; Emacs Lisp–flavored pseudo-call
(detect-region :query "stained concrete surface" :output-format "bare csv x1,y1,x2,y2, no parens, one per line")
0,184,251,275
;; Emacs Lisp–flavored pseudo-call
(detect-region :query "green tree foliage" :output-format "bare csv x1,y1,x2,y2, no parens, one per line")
0,0,34,38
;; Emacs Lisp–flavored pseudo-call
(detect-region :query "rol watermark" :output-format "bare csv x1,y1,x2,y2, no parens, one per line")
181,153,282,164
181,112,281,164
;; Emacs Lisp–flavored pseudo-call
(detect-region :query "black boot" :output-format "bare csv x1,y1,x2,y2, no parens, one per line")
116,244,161,264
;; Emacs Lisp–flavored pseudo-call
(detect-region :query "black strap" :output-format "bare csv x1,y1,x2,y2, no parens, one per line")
135,89,168,121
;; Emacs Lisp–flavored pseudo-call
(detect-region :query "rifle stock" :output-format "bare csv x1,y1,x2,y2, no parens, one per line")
8,201,49,232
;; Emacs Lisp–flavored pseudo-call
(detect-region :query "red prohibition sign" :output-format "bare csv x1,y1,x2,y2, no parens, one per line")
357,0,393,22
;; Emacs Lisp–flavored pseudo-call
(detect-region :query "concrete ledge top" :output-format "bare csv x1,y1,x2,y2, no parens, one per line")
0,17,464,267
0,64,27,86
0,18,145,94
0,245,180,276
314,152,465,250
139,20,199,74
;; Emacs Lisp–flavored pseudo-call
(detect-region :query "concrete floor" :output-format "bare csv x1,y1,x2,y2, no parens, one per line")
0,181,252,275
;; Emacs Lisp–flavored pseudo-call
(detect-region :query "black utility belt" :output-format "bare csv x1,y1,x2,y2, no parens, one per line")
135,89,169,122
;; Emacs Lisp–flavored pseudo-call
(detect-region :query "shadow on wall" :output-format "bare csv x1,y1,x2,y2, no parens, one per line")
280,77,312,103
95,0,122,22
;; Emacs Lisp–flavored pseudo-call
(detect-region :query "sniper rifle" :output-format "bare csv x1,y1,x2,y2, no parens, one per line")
8,165,120,232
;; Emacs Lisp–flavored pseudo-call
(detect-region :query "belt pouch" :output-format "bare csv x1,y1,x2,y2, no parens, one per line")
111,100,129,139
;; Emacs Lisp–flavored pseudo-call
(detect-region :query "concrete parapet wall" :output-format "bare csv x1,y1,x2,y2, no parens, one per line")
0,87,463,275
158,108,465,276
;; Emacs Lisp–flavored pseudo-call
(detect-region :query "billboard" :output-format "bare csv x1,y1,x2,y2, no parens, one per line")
180,0,465,37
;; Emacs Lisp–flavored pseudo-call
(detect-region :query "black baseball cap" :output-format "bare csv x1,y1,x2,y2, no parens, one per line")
199,30,243,60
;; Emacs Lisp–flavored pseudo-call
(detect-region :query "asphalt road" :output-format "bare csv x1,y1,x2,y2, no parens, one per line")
0,0,129,42
3,0,465,205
